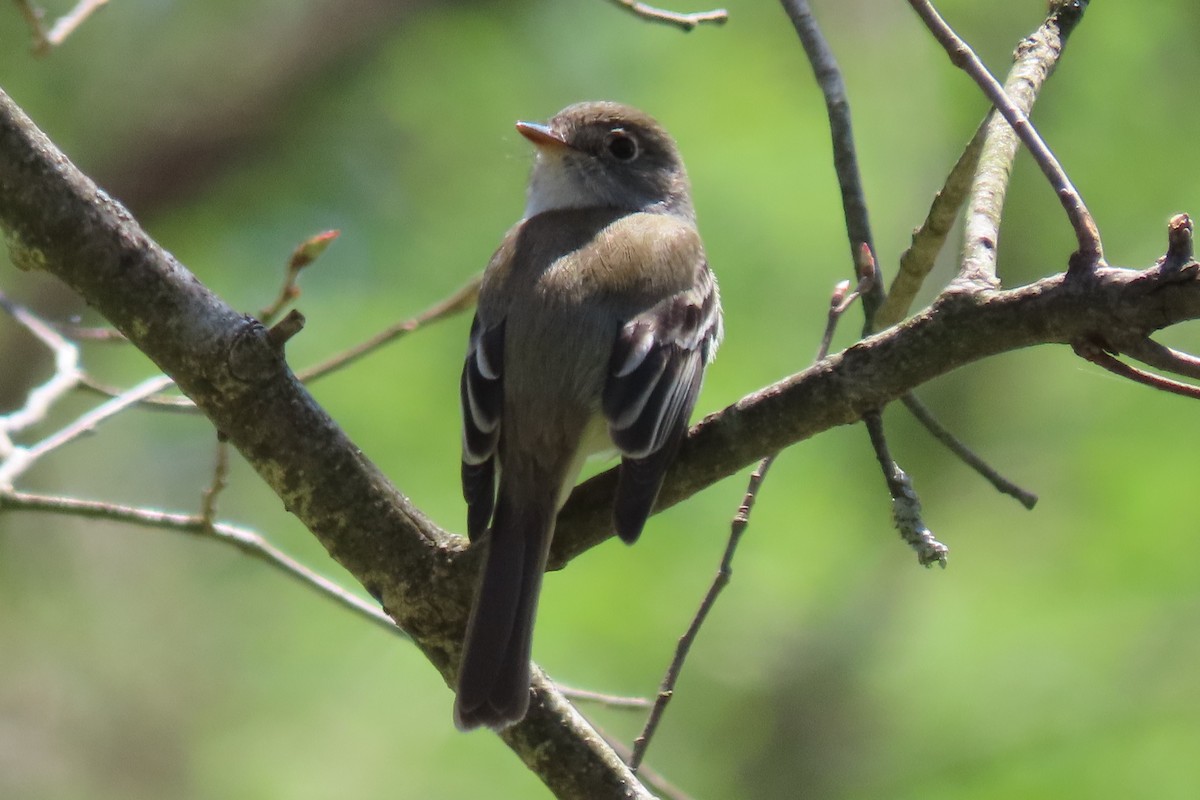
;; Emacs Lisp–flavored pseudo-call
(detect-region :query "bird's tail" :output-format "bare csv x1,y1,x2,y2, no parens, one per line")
453,491,556,730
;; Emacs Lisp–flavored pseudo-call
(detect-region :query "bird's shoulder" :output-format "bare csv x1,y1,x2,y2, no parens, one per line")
478,208,707,317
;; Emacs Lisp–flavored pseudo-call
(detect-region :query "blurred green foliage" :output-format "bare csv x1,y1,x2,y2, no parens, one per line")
3,1,1200,798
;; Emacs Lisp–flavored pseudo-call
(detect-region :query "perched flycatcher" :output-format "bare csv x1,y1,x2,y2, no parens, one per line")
454,101,723,730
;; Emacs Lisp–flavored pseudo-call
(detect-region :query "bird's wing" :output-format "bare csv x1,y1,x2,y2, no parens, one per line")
602,262,722,543
461,313,506,541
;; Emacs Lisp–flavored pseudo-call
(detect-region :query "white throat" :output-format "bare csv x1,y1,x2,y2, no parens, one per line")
523,158,593,218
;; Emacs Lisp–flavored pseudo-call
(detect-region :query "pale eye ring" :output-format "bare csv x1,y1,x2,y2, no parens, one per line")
605,129,639,161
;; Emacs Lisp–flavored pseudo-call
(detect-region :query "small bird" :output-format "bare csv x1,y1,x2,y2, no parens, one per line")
454,101,723,730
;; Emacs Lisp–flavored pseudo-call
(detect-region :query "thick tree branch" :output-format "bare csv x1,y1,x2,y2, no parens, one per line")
549,257,1200,567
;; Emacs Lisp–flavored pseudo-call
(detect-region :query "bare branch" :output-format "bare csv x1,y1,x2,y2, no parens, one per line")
0,289,81,453
877,119,986,327
295,274,481,383
592,721,697,800
74,273,476,410
0,488,402,637
52,322,126,342
900,393,1037,509
1072,340,1200,401
876,2,1088,513
0,374,174,488
43,0,109,49
604,0,728,31
266,308,306,348
12,0,49,53
77,372,197,410
14,0,109,55
630,454,776,773
778,0,881,326
906,0,1102,272
1119,338,1200,382
556,685,652,710
885,2,1084,309
777,3,954,567
200,439,231,529
958,5,1087,291
260,229,339,325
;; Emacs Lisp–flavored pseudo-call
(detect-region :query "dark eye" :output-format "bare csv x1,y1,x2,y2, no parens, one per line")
605,129,639,161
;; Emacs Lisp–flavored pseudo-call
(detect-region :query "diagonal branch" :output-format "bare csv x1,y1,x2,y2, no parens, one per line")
956,3,1088,291
0,374,174,488
900,394,1037,509
907,0,1102,273
0,288,81,453
1119,338,1200,382
295,275,481,383
778,0,882,326
0,488,402,636
876,119,987,327
1072,340,1200,401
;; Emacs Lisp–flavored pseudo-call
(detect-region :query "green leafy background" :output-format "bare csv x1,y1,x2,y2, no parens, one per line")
2,1,1199,798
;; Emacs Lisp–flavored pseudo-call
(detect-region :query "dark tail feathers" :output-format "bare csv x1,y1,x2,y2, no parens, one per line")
454,495,554,730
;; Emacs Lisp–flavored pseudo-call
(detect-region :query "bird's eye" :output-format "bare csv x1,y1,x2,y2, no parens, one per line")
605,129,639,161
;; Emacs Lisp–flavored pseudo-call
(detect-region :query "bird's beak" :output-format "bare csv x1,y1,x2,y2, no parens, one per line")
516,121,570,151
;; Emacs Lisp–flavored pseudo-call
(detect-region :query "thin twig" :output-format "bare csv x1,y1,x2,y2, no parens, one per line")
43,0,109,48
260,230,339,325
884,4,1082,503
1072,341,1200,401
0,375,174,488
788,3,1052,506
906,0,1102,272
1119,339,1200,382
779,0,882,328
77,373,195,410
295,274,481,383
75,275,481,412
14,0,109,55
629,454,775,773
556,685,653,710
0,488,402,637
51,323,127,342
200,439,231,529
604,0,728,31
0,290,82,453
900,394,1037,509
956,5,1086,291
592,721,697,800
13,0,49,53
